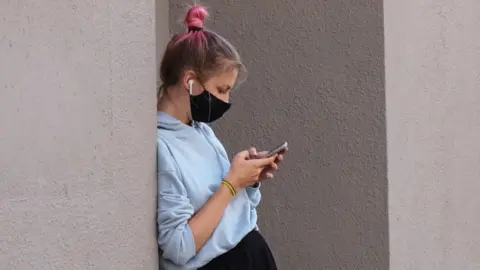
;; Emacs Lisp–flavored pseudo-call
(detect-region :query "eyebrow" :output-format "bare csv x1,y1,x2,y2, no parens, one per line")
220,84,232,90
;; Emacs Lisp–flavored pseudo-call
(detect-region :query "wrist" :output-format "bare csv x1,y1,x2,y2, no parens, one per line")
224,172,240,191
219,181,236,198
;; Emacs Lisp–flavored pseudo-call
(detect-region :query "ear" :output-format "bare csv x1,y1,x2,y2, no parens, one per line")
182,70,197,94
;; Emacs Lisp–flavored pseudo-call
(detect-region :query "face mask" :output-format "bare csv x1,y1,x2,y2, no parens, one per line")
188,80,231,123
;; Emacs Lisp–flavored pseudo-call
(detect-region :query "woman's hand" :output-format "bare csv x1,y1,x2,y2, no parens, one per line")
187,150,275,254
225,150,278,190
248,147,287,180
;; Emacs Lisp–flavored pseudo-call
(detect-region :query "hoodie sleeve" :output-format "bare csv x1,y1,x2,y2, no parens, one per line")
246,185,262,208
157,141,196,266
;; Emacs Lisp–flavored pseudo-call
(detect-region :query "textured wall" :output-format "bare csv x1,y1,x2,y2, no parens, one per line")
156,1,169,269
0,1,158,269
156,0,170,79
385,1,480,269
170,1,387,269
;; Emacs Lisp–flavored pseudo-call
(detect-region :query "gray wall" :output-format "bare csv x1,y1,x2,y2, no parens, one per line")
170,1,388,269
4,0,479,269
385,0,480,269
0,1,158,269
156,0,170,80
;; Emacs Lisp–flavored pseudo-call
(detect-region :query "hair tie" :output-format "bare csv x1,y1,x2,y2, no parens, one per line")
188,26,203,32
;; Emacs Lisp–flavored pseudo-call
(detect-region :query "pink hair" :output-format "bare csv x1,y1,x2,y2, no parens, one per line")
171,5,208,49
158,5,245,98
184,5,208,29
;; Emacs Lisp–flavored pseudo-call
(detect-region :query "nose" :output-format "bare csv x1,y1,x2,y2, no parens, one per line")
220,93,229,103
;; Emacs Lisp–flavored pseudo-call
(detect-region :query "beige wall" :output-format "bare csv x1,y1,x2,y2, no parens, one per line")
170,1,388,269
0,1,159,269
385,0,480,269
3,0,480,269
156,0,170,80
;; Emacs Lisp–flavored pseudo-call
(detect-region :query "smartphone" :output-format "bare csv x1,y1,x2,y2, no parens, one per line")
266,142,288,157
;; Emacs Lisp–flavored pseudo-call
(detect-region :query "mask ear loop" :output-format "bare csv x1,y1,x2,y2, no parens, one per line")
188,79,194,95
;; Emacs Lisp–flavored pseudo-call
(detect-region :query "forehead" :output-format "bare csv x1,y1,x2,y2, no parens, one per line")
205,68,239,87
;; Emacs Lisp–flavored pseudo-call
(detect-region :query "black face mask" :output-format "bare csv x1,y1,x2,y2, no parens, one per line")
189,84,231,123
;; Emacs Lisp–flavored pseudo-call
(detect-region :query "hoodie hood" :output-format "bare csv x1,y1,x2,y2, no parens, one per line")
157,111,199,131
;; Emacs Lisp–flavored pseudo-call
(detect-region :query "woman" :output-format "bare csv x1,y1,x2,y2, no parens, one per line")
157,5,286,270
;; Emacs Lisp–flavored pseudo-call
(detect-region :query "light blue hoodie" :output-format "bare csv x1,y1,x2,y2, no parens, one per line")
156,112,261,270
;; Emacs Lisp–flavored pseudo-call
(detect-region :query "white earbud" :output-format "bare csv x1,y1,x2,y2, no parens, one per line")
188,79,194,95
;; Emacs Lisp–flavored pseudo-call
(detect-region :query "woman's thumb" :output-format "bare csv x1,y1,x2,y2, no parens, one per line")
254,154,278,167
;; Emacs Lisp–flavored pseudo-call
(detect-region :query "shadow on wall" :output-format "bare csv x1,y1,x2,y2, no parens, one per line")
168,1,388,269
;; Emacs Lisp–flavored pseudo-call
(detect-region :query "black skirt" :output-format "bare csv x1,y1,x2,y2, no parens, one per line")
199,230,277,270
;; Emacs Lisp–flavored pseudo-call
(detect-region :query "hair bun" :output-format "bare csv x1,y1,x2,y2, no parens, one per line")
184,5,208,31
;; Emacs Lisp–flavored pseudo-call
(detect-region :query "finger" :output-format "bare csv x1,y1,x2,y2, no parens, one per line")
248,147,258,159
276,154,284,163
269,163,279,171
266,172,274,179
267,155,278,164
278,148,288,155
253,154,278,167
236,150,251,159
256,151,269,159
